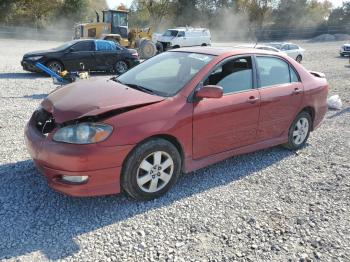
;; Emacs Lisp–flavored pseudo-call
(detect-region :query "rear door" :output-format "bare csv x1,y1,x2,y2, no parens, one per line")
193,56,261,159
93,40,122,71
255,55,303,141
61,41,95,71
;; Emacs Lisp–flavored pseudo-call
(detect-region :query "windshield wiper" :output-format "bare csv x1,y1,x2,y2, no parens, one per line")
123,83,157,95
111,77,159,95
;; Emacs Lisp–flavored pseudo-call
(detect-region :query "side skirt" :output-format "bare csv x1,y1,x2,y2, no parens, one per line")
184,135,288,173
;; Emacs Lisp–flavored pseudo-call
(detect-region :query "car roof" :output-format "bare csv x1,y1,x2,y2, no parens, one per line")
169,46,282,56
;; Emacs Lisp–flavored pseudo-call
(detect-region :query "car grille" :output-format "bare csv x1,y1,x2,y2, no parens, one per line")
33,108,56,135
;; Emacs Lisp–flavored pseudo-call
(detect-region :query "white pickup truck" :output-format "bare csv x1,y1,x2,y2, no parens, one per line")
156,27,211,52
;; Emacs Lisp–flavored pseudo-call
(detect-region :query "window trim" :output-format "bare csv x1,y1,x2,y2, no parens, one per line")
199,54,258,96
254,54,301,90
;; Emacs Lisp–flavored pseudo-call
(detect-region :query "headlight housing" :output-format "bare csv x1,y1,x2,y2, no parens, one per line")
27,56,43,61
53,123,113,144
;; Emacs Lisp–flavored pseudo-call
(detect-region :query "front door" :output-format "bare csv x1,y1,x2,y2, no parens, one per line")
62,41,95,71
255,56,304,141
193,56,261,159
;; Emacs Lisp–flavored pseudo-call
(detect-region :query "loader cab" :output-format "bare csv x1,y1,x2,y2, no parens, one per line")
103,10,128,39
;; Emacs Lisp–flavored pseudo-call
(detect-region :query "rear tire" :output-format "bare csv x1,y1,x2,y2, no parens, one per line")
122,139,181,201
114,60,129,75
283,111,312,150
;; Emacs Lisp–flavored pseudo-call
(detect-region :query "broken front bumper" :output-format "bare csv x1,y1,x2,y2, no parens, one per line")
21,60,41,72
24,115,135,197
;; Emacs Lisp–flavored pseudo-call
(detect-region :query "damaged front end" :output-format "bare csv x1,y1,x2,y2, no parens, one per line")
32,102,159,142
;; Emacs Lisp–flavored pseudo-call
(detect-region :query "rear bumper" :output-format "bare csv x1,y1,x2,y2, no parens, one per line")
24,117,135,197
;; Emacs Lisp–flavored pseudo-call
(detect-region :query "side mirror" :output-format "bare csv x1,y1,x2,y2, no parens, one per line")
196,85,223,99
68,47,75,53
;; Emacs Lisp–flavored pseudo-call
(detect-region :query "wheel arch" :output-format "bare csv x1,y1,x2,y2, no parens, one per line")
121,134,186,175
299,106,315,130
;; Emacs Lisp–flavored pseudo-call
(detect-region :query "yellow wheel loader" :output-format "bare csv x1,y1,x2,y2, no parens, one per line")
73,6,157,59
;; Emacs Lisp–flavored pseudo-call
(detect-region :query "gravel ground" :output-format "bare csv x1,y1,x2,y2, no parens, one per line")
0,38,349,262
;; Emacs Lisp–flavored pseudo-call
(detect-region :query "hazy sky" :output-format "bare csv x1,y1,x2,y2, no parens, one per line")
326,0,345,7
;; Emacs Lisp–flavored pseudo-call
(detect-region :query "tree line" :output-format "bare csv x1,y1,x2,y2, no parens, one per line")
0,0,349,37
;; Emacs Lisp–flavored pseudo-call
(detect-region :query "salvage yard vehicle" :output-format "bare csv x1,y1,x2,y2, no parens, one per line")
25,47,329,200
157,27,211,51
74,6,157,59
235,44,281,53
339,43,350,56
267,42,305,63
21,39,140,75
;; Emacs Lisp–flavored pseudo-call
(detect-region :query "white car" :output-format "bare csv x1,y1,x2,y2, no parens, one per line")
267,42,305,63
340,44,350,56
235,44,281,53
157,27,211,51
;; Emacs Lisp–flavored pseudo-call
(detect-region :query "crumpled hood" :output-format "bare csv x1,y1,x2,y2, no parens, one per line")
41,77,165,123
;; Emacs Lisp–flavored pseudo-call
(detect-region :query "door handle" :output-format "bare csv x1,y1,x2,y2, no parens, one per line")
247,96,260,103
292,88,302,95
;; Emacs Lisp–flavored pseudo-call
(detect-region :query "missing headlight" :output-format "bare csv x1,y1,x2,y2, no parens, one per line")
33,108,56,135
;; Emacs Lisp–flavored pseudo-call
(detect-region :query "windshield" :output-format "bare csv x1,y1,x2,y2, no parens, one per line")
52,41,75,51
163,30,179,37
113,12,128,27
117,52,215,97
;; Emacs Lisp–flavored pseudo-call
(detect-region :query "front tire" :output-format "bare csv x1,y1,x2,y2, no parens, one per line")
156,42,164,54
283,111,312,150
122,139,181,200
139,39,157,59
296,55,302,63
46,60,63,74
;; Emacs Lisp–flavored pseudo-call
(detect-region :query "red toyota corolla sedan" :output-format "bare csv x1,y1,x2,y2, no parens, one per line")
25,47,328,200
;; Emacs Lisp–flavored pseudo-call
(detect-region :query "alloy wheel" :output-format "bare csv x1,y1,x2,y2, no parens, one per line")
137,151,174,193
115,61,128,74
293,117,309,145
48,62,62,73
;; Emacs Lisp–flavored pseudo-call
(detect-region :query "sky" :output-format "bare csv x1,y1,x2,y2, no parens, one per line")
325,0,345,7
105,0,131,9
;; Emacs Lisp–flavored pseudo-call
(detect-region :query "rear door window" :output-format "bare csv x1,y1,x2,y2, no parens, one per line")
289,44,299,50
95,40,116,51
256,56,292,87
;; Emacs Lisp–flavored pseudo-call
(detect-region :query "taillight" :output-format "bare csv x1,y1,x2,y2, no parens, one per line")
132,53,139,59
